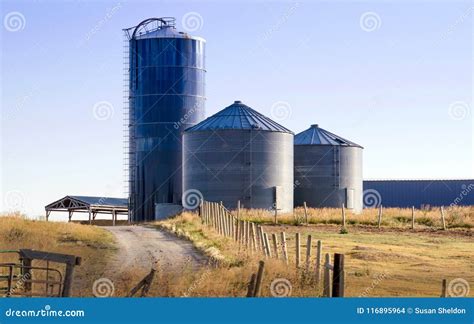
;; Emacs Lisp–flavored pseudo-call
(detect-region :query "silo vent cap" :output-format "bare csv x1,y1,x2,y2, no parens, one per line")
234,100,242,104
311,124,319,128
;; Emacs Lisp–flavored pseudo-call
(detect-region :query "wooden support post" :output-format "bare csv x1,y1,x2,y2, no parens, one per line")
441,279,447,297
88,208,92,225
253,260,265,297
306,235,312,271
296,233,301,268
332,253,345,297
315,240,322,283
45,210,51,222
378,205,383,229
281,232,289,265
68,210,73,223
411,206,415,230
274,208,278,224
235,218,239,242
441,206,447,230
259,226,266,256
271,233,279,259
341,203,346,228
246,274,257,297
323,253,331,297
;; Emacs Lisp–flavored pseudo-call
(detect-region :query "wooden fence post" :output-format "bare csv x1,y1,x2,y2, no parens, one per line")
323,253,331,297
341,204,346,228
246,274,257,297
305,235,312,271
271,233,279,259
259,226,266,256
295,233,301,268
249,223,256,251
315,240,322,283
411,206,415,230
332,253,345,297
378,205,383,229
263,233,272,258
304,202,308,225
440,206,447,230
441,279,447,297
237,200,241,220
281,232,289,265
253,261,265,297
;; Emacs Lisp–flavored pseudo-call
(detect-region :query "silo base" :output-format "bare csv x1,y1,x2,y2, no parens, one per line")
154,203,183,220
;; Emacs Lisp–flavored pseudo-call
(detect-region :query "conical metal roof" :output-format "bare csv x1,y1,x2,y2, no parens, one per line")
185,101,293,133
294,124,362,147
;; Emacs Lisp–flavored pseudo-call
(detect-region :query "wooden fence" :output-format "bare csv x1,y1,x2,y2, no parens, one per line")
199,200,345,297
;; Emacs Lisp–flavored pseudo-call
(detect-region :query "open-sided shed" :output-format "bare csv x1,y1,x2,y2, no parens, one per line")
45,196,128,225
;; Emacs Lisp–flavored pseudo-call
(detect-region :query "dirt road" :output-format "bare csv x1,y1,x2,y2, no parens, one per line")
103,225,207,277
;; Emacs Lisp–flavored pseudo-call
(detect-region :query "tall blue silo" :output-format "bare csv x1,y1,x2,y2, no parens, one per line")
123,18,206,221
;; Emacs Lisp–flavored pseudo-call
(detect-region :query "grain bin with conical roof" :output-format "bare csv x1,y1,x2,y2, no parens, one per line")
294,124,363,213
183,101,294,213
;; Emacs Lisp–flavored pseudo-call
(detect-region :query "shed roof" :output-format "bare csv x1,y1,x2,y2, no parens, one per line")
45,195,128,211
185,101,293,134
294,124,362,148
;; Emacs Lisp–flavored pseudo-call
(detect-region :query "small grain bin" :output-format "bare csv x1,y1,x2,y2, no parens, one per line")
294,124,363,213
183,101,294,212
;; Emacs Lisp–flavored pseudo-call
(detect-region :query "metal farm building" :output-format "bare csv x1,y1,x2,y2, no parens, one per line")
182,101,294,213
363,179,474,208
294,124,363,213
124,18,206,221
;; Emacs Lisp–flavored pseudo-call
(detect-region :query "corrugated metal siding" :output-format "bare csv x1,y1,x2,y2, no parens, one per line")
363,180,474,208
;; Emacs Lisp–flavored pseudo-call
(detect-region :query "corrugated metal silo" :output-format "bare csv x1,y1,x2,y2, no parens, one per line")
294,124,363,213
123,18,206,221
183,101,294,213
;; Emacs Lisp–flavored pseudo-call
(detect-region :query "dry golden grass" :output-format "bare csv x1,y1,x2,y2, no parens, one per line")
239,206,473,229
154,211,473,297
0,213,115,296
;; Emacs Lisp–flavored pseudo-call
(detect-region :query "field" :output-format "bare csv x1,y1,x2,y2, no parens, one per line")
154,207,473,297
0,207,472,297
0,213,115,296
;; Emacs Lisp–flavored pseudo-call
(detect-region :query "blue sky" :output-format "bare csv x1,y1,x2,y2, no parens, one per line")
1,0,472,217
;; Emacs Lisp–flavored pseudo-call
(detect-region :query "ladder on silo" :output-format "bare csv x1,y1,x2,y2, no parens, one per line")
123,32,135,221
